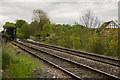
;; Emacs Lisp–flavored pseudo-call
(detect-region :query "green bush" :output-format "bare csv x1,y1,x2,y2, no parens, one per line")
89,33,105,54
2,44,41,78
105,34,118,57
5,55,36,78
2,44,15,69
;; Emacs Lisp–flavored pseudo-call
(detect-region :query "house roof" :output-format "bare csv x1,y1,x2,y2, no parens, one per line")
100,20,113,29
98,20,118,33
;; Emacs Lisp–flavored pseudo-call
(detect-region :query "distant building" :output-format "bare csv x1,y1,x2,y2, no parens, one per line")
99,20,118,41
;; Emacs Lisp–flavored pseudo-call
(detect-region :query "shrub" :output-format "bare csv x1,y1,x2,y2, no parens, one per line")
2,44,15,69
105,34,118,57
89,33,105,54
2,43,41,78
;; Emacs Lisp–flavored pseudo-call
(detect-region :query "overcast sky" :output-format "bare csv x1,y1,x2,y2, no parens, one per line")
0,0,119,31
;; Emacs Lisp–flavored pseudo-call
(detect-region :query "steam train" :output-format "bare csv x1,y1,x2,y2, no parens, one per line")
3,27,16,41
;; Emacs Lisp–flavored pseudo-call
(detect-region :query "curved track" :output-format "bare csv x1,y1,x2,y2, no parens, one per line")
23,40,120,67
11,40,120,80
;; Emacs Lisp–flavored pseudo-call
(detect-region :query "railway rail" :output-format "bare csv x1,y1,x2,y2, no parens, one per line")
21,40,120,77
23,40,120,67
11,40,120,79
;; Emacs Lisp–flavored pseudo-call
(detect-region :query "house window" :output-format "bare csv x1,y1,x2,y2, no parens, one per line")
110,22,116,28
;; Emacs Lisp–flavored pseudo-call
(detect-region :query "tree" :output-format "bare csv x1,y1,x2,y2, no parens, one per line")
80,10,101,28
32,9,50,28
17,22,30,39
16,20,26,28
41,22,52,40
29,21,39,36
89,32,105,54
3,22,16,29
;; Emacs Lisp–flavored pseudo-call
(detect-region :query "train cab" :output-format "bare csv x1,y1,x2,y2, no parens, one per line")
5,27,16,41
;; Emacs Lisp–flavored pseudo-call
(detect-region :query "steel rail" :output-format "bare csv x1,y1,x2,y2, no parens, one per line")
11,41,82,80
23,40,120,67
13,41,120,80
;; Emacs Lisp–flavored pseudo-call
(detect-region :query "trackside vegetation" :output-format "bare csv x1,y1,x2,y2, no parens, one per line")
2,43,41,78
2,9,119,58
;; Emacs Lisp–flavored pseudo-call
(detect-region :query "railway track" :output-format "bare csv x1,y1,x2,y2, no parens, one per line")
11,40,119,79
21,40,120,77
23,40,120,67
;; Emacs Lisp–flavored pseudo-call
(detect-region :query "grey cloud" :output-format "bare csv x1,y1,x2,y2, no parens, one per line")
0,1,118,31
1,0,119,2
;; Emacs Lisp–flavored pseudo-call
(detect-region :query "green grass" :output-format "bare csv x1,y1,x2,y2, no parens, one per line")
0,46,2,79
2,44,15,70
2,43,41,78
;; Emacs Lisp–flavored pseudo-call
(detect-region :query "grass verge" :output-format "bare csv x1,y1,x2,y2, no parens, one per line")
2,43,41,78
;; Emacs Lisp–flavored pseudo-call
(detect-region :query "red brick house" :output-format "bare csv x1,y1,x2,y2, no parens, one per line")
99,20,118,41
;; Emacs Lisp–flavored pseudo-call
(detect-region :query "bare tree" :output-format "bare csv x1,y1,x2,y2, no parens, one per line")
80,10,101,28
32,9,50,27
